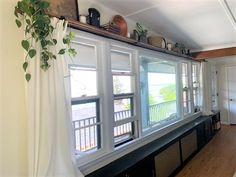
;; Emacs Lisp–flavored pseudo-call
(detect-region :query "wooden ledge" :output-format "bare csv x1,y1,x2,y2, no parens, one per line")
191,47,236,60
47,13,197,61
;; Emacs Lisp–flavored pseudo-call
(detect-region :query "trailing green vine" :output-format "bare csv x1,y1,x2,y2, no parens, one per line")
14,0,76,81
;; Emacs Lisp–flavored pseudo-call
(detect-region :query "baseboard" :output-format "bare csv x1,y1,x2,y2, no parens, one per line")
221,121,230,125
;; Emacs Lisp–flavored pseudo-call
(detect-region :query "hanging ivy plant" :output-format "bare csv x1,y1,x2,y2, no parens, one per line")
14,0,77,81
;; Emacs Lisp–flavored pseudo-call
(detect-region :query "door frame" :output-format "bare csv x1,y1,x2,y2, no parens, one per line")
226,66,236,124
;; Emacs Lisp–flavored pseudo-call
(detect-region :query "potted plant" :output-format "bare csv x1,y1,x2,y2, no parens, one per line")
14,0,76,81
135,23,148,43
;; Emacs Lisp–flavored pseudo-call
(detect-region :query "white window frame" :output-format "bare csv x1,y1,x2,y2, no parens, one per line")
67,30,202,172
68,33,110,165
181,61,193,117
137,50,181,136
192,62,201,112
110,45,138,147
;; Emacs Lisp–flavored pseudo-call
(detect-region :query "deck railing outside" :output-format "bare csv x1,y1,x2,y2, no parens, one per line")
73,100,176,152
149,100,176,124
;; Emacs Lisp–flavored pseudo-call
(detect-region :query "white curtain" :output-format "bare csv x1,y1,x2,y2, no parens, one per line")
25,17,84,177
200,62,213,116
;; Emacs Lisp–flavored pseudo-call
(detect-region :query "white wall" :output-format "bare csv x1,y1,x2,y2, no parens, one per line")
78,0,174,42
214,56,236,124
0,0,28,176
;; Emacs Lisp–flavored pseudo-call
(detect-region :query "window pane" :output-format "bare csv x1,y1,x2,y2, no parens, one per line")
192,63,200,112
72,102,101,153
183,101,192,114
140,57,177,130
71,42,96,68
113,76,131,94
182,63,191,115
114,122,133,144
111,50,131,73
182,63,189,88
114,97,134,145
70,67,97,98
192,64,199,88
114,98,132,121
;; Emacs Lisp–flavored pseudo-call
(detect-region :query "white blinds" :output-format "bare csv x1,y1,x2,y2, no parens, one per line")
71,42,97,68
111,50,131,72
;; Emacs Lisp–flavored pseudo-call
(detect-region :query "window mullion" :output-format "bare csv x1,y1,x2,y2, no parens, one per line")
189,62,194,113
177,62,183,118
134,51,142,137
100,42,115,152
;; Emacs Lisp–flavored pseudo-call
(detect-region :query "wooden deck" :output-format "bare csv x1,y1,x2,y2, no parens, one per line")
175,125,236,177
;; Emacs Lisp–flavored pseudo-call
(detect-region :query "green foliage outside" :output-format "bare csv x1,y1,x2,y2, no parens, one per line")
149,84,176,123
160,84,176,101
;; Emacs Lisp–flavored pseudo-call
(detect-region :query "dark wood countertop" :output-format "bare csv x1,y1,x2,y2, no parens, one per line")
86,116,211,177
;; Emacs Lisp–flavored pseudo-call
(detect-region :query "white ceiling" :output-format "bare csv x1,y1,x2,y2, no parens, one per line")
94,0,236,51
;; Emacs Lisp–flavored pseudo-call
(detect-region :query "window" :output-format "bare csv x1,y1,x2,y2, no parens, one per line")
67,31,202,166
111,49,137,146
140,56,178,131
181,62,192,115
192,63,200,112
69,41,102,155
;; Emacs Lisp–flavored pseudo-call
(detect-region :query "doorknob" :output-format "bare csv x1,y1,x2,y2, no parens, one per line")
230,99,233,101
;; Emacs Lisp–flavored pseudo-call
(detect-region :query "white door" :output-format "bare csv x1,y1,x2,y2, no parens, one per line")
227,67,236,124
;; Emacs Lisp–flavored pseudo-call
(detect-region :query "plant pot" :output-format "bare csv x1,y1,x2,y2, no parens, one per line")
139,34,147,43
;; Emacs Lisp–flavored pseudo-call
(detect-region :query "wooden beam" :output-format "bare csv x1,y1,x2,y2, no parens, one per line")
191,47,236,60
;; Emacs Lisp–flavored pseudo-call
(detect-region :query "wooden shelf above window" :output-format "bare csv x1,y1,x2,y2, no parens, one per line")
48,13,197,61
68,19,197,61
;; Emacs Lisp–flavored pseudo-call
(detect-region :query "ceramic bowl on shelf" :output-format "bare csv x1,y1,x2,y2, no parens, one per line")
111,15,128,37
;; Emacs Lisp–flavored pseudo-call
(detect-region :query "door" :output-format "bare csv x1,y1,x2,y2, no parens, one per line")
227,67,236,124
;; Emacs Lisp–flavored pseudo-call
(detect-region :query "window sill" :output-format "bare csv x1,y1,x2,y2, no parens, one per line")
78,112,202,175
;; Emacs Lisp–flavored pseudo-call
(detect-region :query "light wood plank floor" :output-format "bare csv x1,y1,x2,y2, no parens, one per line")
175,125,236,177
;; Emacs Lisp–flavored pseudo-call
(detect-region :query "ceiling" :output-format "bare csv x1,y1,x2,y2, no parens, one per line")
93,0,236,51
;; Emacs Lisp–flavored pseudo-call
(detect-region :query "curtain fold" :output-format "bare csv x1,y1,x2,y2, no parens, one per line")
26,17,84,177
199,62,213,116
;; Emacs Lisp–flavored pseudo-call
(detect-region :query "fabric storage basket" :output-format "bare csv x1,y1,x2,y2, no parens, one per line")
148,36,166,48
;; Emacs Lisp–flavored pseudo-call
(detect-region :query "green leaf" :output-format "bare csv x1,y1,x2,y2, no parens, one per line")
21,40,29,51
68,48,77,57
52,55,56,59
23,62,28,72
18,1,31,16
63,38,67,44
26,19,31,25
32,32,37,39
58,49,66,55
15,19,22,28
14,7,20,17
28,49,36,58
41,40,47,48
25,73,31,82
69,31,75,38
53,39,57,45
49,25,54,33
38,1,50,9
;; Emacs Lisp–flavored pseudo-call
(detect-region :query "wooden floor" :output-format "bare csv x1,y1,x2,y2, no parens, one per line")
175,125,236,177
